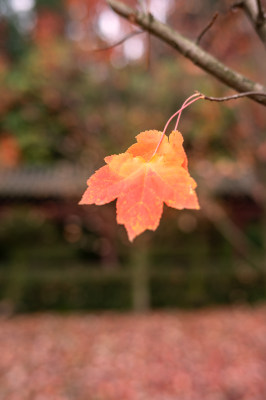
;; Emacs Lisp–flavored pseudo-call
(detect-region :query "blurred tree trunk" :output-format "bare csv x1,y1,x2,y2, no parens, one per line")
255,160,266,270
130,236,150,311
186,225,209,306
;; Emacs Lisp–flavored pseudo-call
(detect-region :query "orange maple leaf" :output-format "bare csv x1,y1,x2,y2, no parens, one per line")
79,129,199,241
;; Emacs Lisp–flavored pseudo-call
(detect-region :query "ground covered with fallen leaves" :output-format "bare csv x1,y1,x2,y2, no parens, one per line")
0,306,266,400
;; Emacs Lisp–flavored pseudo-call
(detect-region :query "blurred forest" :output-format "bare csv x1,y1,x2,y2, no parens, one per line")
0,0,266,312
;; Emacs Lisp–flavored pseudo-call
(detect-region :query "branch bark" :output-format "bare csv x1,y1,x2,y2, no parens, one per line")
233,0,266,46
107,0,266,106
200,90,266,101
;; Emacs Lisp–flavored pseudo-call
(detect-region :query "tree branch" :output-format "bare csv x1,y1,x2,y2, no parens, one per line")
200,194,263,270
199,90,266,102
107,0,266,106
232,0,266,46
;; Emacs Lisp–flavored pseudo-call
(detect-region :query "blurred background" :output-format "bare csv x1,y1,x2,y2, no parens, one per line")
1,1,266,399
0,0,266,314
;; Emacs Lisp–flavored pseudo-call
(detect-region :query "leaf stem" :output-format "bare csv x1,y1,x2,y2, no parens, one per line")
174,93,203,131
151,89,266,159
151,94,203,158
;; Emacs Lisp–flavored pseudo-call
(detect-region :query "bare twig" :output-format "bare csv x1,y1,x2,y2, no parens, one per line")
231,1,245,10
93,30,144,52
198,90,266,102
196,12,219,44
139,0,152,70
232,0,266,46
256,0,265,21
200,194,263,270
107,0,266,105
137,0,148,13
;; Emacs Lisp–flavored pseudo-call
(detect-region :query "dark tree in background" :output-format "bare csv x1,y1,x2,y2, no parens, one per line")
0,0,266,311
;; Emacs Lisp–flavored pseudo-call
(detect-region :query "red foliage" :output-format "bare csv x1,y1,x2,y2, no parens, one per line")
0,134,21,167
0,307,266,400
32,11,64,45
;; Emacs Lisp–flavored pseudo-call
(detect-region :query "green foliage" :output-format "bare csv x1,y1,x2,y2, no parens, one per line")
35,0,64,12
0,264,265,312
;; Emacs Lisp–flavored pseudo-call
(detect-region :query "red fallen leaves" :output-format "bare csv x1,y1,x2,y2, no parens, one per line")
80,130,199,241
1,308,266,400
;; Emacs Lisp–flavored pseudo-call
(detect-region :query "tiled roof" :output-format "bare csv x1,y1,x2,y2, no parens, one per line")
0,161,256,201
0,164,90,199
195,161,256,196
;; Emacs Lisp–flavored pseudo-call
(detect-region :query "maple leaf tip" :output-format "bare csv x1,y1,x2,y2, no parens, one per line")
127,230,142,242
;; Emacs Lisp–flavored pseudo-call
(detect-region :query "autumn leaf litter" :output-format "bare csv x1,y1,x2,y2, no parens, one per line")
0,307,266,399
